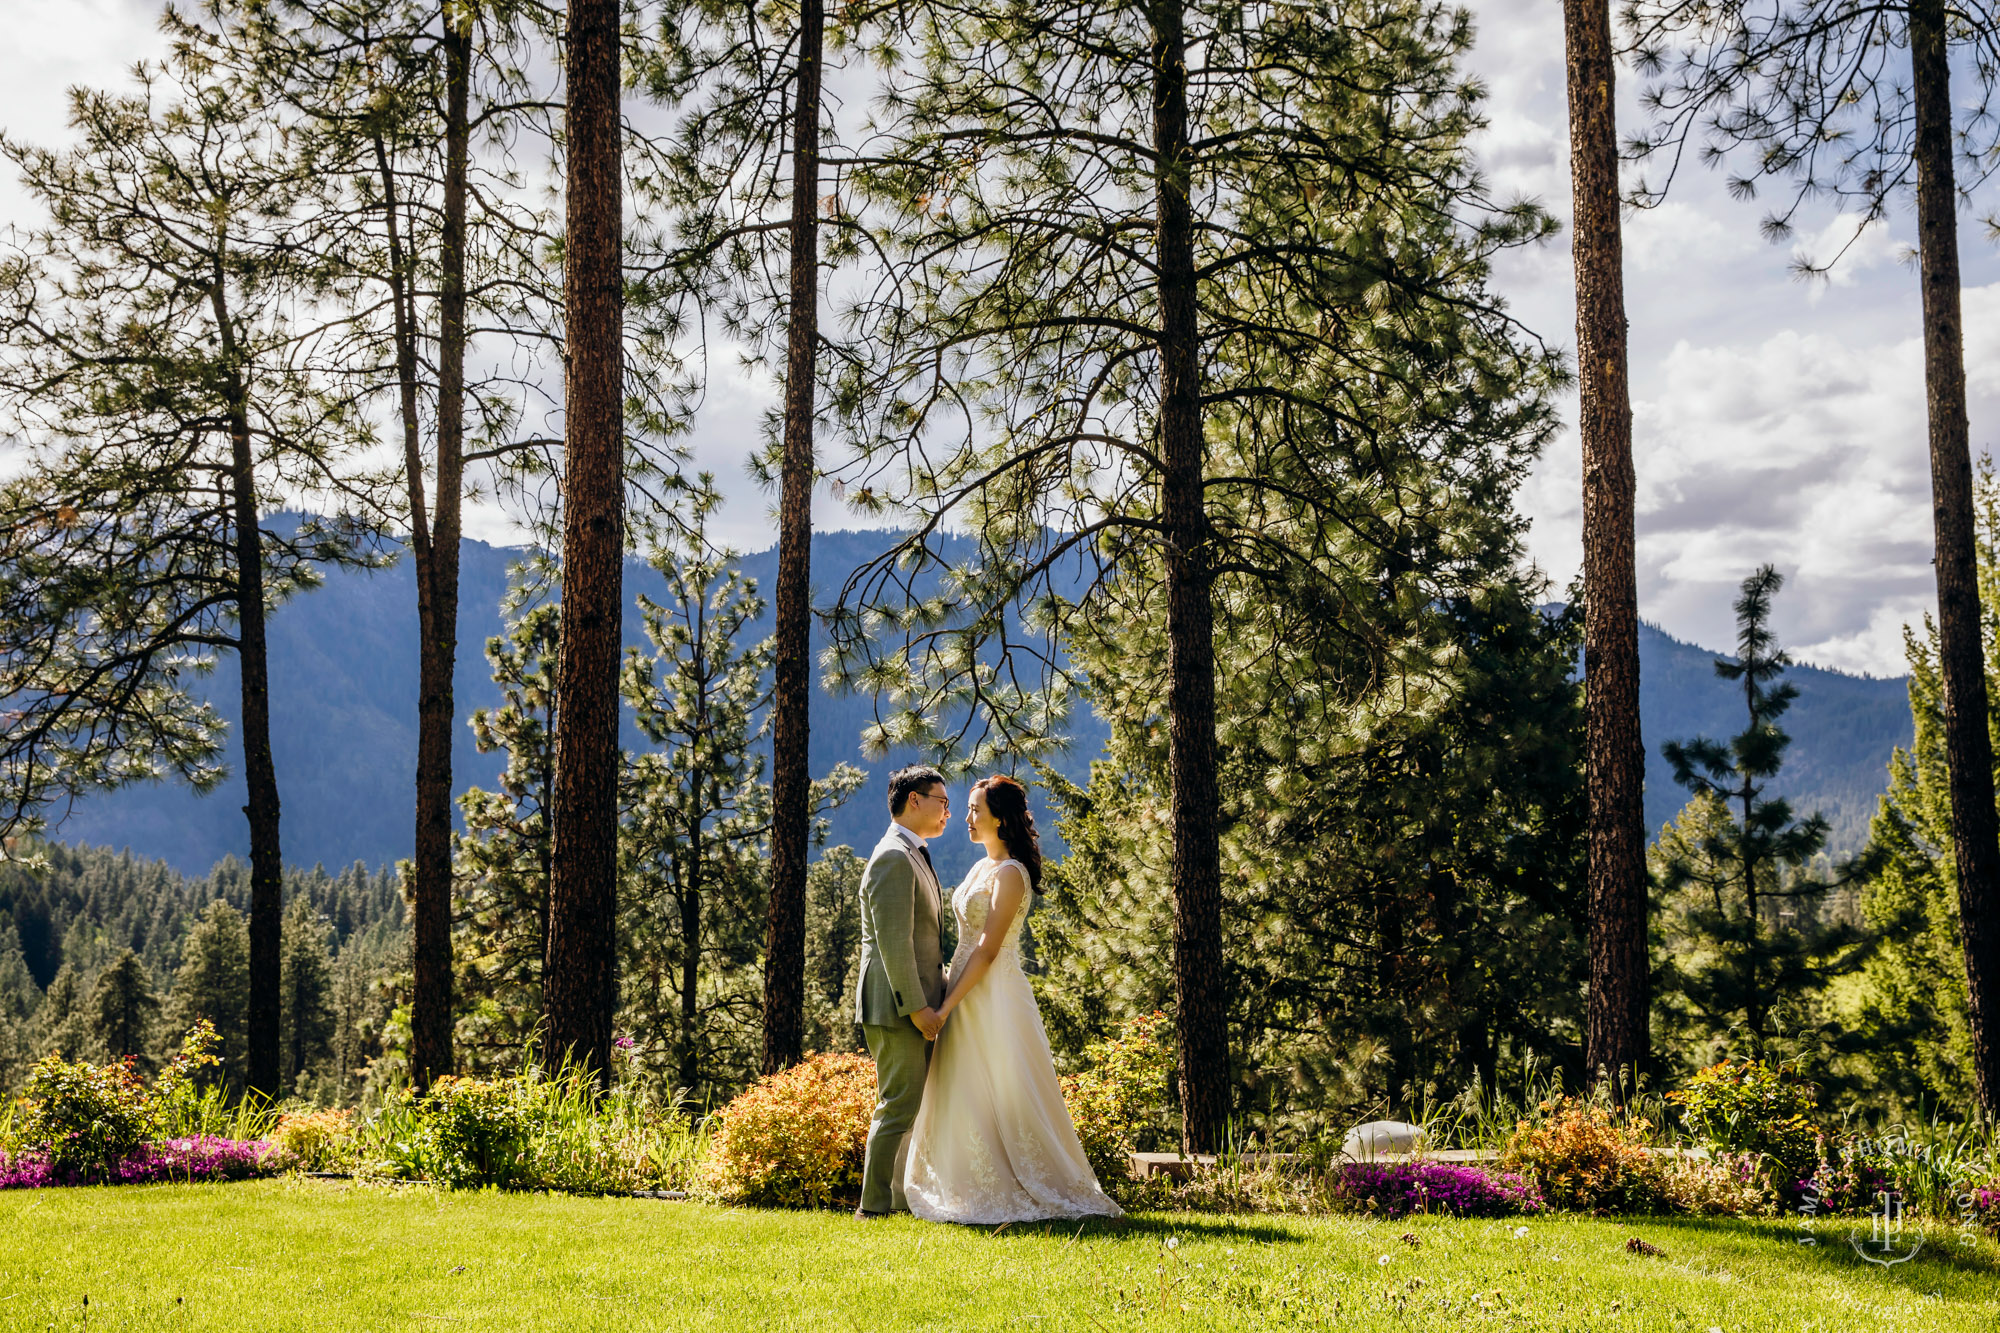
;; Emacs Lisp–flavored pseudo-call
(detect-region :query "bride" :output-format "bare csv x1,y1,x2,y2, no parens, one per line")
903,775,1122,1224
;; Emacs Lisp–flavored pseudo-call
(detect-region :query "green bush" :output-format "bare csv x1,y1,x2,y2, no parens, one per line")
401,1076,536,1189
1060,1011,1176,1188
20,1053,152,1174
1668,1059,1819,1185
516,1070,701,1196
1659,1151,1777,1217
270,1110,358,1173
360,1064,700,1193
147,1021,278,1142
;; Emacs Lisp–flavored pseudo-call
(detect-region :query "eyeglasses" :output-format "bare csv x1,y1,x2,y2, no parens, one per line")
918,789,951,809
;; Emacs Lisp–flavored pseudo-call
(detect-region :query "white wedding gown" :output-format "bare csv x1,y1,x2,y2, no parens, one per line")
904,856,1123,1224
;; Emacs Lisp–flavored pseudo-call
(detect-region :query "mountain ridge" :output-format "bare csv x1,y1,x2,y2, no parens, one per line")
41,533,1911,880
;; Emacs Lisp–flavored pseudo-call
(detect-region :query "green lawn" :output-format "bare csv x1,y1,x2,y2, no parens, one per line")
1,1178,1995,1330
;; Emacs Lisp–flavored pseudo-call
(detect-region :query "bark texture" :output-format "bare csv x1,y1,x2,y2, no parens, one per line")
1910,0,2000,1115
1562,0,1648,1089
544,0,625,1083
224,352,282,1099
680,854,701,1089
761,0,823,1076
408,12,472,1092
1152,0,1229,1155
205,268,283,1097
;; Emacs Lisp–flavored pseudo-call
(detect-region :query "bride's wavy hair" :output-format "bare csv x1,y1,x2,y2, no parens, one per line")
972,775,1042,892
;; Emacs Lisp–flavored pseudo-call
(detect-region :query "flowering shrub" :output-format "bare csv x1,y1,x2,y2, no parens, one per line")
0,1136,276,1189
270,1110,357,1173
1061,1011,1175,1187
701,1053,876,1207
1667,1060,1820,1186
20,1053,152,1175
1333,1161,1543,1218
1798,1134,1893,1216
1971,1183,2000,1237
1660,1151,1777,1217
1500,1098,1666,1214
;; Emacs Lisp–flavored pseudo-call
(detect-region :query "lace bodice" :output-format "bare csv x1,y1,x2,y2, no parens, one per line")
949,857,1029,970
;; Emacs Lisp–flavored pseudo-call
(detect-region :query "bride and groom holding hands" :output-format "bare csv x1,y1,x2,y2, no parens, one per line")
852,765,1123,1224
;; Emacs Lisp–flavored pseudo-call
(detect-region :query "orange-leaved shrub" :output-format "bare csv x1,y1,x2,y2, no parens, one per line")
701,1052,876,1207
1500,1096,1666,1214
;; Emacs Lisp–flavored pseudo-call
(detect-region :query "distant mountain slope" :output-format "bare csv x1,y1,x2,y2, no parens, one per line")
1637,621,1911,853
44,537,1911,877
50,530,1099,888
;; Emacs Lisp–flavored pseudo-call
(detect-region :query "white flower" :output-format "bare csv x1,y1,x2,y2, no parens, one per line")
1513,1226,1530,1239
1378,1254,1392,1266
1166,1236,1179,1251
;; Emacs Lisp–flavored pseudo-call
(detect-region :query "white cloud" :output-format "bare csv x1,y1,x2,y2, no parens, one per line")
1797,598,1930,678
1792,214,1910,293
1627,326,1934,675
1624,201,1754,275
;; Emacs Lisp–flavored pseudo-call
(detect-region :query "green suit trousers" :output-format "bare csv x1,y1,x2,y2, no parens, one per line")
860,1020,932,1214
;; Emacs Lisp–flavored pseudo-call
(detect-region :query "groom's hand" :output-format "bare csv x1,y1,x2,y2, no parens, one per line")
911,1006,943,1040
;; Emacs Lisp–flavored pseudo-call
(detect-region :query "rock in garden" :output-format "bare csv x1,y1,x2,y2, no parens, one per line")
1341,1121,1424,1159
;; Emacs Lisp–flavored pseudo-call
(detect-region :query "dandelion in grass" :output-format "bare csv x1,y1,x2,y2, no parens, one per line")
1377,1254,1392,1266
1513,1226,1530,1238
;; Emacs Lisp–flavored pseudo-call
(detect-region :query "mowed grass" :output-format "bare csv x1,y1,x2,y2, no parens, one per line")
0,1178,1995,1330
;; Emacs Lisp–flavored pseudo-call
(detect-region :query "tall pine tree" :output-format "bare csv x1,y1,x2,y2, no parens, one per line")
545,0,628,1086
0,47,388,1095
1564,0,1648,1097
1650,567,1873,1070
835,0,1557,1149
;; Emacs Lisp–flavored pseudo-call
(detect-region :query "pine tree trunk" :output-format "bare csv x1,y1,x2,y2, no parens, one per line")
544,0,625,1084
680,867,700,1090
227,387,282,1100
1910,0,2000,1117
761,0,823,1076
205,267,283,1098
409,11,472,1093
1562,0,1648,1091
1152,0,1229,1155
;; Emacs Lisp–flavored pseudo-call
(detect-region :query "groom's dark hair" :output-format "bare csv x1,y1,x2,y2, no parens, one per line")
889,764,947,815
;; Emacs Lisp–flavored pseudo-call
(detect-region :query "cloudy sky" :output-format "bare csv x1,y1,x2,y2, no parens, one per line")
9,0,1998,677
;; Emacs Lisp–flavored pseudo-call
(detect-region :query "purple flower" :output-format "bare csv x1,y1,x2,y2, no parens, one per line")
0,1137,278,1190
614,1036,636,1051
1335,1161,1544,1219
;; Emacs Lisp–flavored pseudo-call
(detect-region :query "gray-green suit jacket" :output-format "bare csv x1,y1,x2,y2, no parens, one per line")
854,827,946,1024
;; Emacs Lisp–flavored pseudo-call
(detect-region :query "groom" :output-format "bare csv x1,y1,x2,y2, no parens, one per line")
852,764,950,1218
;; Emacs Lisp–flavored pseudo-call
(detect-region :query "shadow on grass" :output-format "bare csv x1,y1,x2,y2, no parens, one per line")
1602,1210,2000,1281
973,1212,1311,1246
